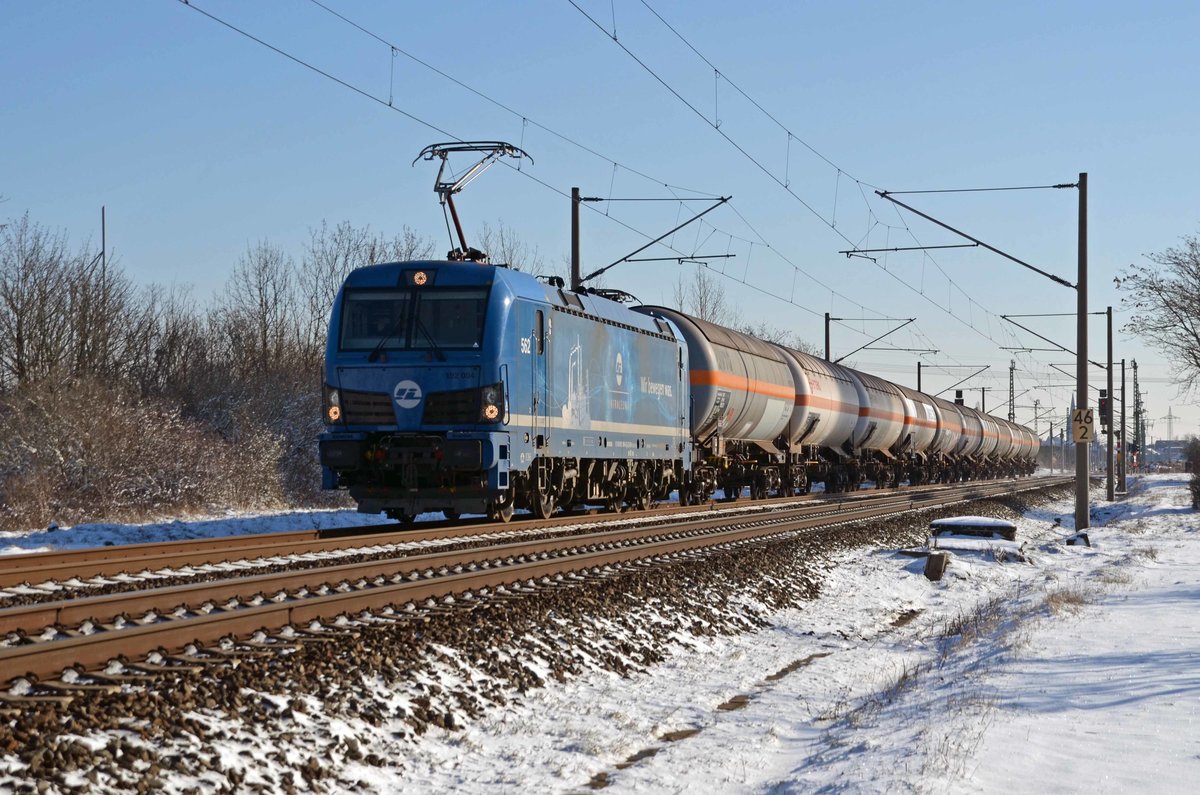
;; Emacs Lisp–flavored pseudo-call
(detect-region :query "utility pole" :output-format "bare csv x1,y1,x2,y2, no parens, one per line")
570,187,582,291
917,360,922,392
1132,359,1142,472
1075,172,1089,531
824,313,831,361
1106,306,1114,501
1119,358,1127,492
1008,360,1016,422
570,188,603,291
1047,422,1055,472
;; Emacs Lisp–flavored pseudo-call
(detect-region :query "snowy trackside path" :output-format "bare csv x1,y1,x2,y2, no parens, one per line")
964,483,1200,793
393,476,1200,793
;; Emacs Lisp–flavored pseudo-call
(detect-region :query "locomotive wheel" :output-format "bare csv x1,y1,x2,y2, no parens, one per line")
442,508,460,522
607,492,625,513
530,489,556,520
630,469,652,511
630,486,650,512
488,488,515,523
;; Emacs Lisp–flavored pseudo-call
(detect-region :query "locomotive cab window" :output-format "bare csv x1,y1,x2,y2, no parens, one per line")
340,287,489,351
340,290,412,351
535,310,545,355
414,288,488,350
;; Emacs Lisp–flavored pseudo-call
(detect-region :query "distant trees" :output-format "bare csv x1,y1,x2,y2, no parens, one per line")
477,220,546,276
0,211,435,529
672,265,820,354
1117,231,1200,392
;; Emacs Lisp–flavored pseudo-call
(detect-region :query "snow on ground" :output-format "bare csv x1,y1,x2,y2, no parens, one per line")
0,508,413,555
2,475,1196,793
393,475,1200,792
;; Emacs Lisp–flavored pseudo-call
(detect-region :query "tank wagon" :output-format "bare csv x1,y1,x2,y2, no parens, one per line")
319,259,1039,522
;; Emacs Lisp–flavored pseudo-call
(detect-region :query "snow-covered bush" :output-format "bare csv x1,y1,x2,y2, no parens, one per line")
0,378,284,529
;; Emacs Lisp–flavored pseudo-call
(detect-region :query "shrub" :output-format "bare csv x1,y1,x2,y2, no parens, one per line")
0,378,286,529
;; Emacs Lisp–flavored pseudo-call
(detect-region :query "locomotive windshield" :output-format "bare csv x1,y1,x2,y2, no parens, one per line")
339,287,488,352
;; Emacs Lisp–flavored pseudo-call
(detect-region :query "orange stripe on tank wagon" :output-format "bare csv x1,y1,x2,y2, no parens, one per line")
690,370,795,400
794,394,859,414
857,406,907,423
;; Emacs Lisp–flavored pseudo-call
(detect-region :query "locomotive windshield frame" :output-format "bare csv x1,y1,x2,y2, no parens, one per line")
338,285,490,353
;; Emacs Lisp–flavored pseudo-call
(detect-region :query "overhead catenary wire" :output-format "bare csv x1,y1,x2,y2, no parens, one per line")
180,0,1054,389
187,0,916,343
571,0,1065,386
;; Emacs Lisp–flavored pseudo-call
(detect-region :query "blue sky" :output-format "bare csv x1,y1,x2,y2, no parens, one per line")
3,1,1198,441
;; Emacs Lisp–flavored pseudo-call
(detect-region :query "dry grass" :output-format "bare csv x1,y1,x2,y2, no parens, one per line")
1044,586,1093,615
1132,546,1159,561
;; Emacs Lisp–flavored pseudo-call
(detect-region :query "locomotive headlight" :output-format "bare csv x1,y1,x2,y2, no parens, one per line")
479,382,504,423
325,387,342,423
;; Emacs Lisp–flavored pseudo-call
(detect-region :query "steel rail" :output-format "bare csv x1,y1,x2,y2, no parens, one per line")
0,490,935,638
0,477,1069,685
0,480,985,588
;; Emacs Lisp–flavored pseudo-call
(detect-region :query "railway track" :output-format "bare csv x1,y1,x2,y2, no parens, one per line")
0,478,1046,592
0,476,1070,695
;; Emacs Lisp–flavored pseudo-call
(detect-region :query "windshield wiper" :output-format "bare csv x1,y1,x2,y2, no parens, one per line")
413,315,447,361
367,312,408,362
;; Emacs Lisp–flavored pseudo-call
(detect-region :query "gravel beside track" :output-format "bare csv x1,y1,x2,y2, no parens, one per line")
0,484,1069,793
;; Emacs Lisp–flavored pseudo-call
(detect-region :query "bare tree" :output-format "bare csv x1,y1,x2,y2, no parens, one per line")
0,213,73,387
476,220,545,276
672,265,739,326
1117,232,1200,392
67,251,138,380
297,221,434,365
738,320,821,355
123,284,211,399
210,240,299,377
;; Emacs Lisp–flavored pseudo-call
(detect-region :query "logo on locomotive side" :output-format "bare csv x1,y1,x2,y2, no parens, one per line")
393,379,423,409
615,352,624,387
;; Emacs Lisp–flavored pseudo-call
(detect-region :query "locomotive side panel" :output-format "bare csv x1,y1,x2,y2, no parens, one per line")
532,298,689,462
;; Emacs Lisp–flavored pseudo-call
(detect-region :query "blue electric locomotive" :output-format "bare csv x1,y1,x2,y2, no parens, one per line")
318,260,690,523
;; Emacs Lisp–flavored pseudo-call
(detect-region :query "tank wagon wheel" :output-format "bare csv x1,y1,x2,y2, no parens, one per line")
488,488,515,524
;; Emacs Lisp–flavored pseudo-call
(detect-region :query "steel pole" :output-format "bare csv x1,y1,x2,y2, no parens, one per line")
1075,172,1090,531
570,187,582,291
1106,306,1115,500
824,313,831,361
1120,358,1127,492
